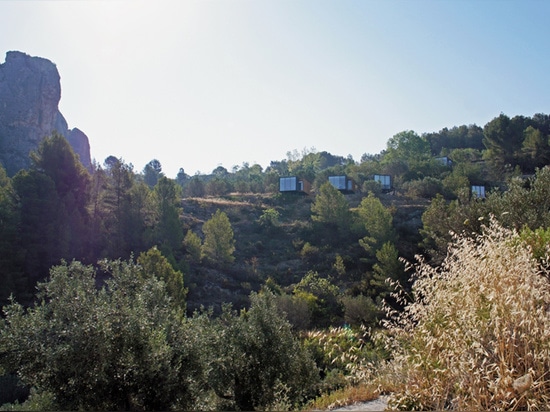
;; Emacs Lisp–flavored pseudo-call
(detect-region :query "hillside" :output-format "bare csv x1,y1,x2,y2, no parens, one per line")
181,191,429,315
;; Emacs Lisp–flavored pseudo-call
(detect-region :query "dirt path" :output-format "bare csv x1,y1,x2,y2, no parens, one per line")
332,395,389,411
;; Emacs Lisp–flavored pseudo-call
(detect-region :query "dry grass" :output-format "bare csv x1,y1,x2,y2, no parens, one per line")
380,217,550,410
186,194,269,208
305,383,381,410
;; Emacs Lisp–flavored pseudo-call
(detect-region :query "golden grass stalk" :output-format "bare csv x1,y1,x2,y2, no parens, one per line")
381,217,550,410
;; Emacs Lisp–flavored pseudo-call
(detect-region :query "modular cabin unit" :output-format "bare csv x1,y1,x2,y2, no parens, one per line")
436,156,452,167
328,175,356,194
471,185,486,199
373,174,392,191
279,176,311,195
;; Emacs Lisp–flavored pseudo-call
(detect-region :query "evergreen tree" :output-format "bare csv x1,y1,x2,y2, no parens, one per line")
483,113,529,173
201,209,235,266
153,176,183,257
12,170,63,281
137,247,187,308
183,230,202,263
143,159,163,188
0,166,27,305
355,192,396,257
371,241,405,299
311,181,351,236
102,157,135,258
30,133,91,260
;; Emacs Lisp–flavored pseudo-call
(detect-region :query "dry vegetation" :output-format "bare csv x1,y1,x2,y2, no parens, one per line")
378,218,550,410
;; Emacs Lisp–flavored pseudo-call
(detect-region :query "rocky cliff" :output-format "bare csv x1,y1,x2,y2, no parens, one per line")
0,51,91,176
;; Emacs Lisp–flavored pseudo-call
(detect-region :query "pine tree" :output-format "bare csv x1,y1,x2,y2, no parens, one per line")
201,209,235,266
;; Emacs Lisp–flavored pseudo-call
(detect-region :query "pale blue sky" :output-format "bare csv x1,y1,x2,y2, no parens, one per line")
1,0,549,177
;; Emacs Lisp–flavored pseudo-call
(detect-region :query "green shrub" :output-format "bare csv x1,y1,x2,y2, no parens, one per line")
207,292,319,410
304,326,382,389
0,259,205,411
341,294,380,328
403,176,443,199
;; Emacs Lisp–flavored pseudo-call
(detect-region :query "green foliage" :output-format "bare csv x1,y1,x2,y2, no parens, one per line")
382,130,432,181
137,247,187,308
183,230,202,263
184,176,205,197
258,207,280,228
142,159,163,188
30,133,90,214
518,226,550,265
311,182,351,236
102,157,136,258
205,176,232,196
483,114,524,170
333,254,346,276
274,292,312,331
11,134,92,277
420,190,498,261
371,242,405,298
421,167,550,261
0,389,56,411
0,166,26,305
403,177,443,199
201,209,235,266
304,326,382,392
499,167,550,230
31,134,91,259
294,271,342,327
206,292,319,410
355,192,396,257
341,294,380,328
0,259,204,411
424,124,485,156
126,181,154,251
153,176,183,254
522,125,550,169
300,242,321,264
12,170,63,278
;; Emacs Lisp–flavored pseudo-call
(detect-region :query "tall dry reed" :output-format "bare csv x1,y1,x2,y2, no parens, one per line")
381,218,550,410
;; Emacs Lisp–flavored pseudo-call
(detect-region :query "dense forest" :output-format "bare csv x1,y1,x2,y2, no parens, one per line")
2,112,550,410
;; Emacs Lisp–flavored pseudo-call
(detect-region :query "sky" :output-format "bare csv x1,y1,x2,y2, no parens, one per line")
1,0,549,177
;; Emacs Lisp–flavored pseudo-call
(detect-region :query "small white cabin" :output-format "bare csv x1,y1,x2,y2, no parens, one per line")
471,185,486,198
373,174,392,191
279,176,311,194
328,175,356,193
436,156,452,167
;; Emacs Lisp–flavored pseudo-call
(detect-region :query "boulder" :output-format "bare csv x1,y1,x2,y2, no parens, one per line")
0,51,91,176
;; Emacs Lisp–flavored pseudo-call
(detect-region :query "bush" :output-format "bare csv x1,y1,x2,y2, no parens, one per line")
304,326,382,389
341,294,380,328
403,176,443,199
382,218,550,410
207,292,319,410
274,292,312,331
0,259,205,411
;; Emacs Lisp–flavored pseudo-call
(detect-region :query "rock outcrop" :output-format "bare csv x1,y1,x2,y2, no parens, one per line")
0,51,91,176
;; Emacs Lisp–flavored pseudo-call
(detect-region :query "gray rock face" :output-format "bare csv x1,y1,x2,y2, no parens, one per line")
0,51,91,176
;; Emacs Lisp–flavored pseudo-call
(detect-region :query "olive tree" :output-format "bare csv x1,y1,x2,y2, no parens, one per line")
207,292,319,410
0,259,204,411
